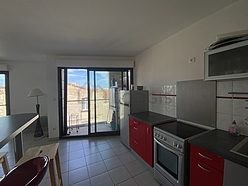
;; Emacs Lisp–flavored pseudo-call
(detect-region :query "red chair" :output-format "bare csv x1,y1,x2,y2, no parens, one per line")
0,156,49,186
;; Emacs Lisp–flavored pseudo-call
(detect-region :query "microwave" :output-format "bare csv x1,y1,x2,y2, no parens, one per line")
204,39,248,80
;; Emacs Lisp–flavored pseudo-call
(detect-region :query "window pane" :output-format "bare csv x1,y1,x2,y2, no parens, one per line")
0,74,7,117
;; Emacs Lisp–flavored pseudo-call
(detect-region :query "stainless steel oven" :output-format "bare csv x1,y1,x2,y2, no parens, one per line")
154,137,184,186
154,121,207,186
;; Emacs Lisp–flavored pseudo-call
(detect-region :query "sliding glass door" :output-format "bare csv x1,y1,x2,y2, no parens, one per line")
58,67,133,137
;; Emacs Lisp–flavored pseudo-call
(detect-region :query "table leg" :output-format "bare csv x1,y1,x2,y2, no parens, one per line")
13,132,24,163
55,150,63,186
49,159,56,186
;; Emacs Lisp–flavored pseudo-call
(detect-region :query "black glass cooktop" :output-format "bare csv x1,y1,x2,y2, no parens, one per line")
156,121,207,139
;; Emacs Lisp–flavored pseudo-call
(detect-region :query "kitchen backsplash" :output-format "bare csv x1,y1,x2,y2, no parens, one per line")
149,85,177,118
149,79,248,135
217,79,248,135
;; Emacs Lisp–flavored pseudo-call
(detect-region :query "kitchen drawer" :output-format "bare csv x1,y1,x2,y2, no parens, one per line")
130,136,146,161
131,127,146,145
129,117,146,130
190,145,224,171
190,156,223,186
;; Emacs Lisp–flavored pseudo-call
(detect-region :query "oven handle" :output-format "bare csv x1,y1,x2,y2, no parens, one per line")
154,138,183,156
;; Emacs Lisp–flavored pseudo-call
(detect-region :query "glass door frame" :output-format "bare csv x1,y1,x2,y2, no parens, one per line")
58,67,133,138
0,71,10,116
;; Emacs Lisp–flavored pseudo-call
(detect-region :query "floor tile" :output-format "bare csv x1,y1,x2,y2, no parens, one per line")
70,179,91,186
109,166,132,185
108,140,123,148
118,151,136,164
68,157,87,171
60,161,69,174
104,156,123,170
97,143,111,151
90,172,114,186
62,172,69,186
100,149,116,160
82,141,96,148
134,171,160,186
70,143,83,152
16,133,161,186
113,145,130,155
125,160,147,176
116,178,139,186
84,146,99,156
85,153,102,165
87,161,107,177
69,149,85,160
59,152,69,163
68,167,89,185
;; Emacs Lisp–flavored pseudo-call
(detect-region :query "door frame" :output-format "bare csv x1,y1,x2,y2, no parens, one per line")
0,71,10,116
58,67,133,138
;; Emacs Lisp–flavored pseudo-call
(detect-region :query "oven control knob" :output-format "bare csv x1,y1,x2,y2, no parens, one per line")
173,142,178,147
177,144,182,149
163,136,167,141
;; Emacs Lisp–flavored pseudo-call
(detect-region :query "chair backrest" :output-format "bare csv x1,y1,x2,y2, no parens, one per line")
0,156,49,186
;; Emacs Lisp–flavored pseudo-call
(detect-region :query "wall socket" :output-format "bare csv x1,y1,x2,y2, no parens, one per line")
189,57,196,63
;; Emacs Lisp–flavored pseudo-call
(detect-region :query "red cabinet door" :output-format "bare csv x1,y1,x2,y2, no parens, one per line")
129,116,155,167
190,156,223,186
129,117,146,160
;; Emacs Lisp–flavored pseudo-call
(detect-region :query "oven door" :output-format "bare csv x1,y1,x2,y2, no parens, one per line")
154,138,184,186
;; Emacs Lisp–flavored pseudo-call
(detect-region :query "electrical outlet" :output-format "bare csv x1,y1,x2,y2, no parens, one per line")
188,57,196,63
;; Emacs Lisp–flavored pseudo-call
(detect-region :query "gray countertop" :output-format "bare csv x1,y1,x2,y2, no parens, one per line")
189,129,248,168
129,111,176,126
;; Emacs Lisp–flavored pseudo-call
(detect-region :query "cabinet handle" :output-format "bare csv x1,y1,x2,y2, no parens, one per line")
134,121,138,124
134,127,138,130
147,127,149,135
198,164,212,173
134,140,138,144
198,152,213,161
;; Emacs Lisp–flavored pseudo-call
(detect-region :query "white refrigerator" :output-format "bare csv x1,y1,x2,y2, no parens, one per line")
119,90,149,148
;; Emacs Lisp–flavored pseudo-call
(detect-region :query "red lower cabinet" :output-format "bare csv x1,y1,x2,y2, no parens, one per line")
129,117,154,167
190,145,224,186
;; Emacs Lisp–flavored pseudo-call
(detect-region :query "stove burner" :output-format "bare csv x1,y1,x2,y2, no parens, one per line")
155,121,207,139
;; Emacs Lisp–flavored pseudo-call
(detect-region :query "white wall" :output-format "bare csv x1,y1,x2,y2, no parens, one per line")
6,61,47,116
135,0,248,119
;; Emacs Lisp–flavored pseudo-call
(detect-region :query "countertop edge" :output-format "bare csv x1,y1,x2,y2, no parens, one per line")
129,111,176,126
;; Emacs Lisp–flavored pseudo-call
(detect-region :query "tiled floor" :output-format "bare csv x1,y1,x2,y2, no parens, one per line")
0,130,161,186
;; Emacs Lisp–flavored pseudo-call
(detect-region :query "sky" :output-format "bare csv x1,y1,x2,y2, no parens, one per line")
68,69,109,89
0,74,5,86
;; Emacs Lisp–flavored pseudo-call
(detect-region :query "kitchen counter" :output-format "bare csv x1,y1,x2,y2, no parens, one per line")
189,129,248,168
129,111,176,126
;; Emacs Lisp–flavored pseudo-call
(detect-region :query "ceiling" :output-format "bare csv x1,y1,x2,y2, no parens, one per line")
0,0,239,63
